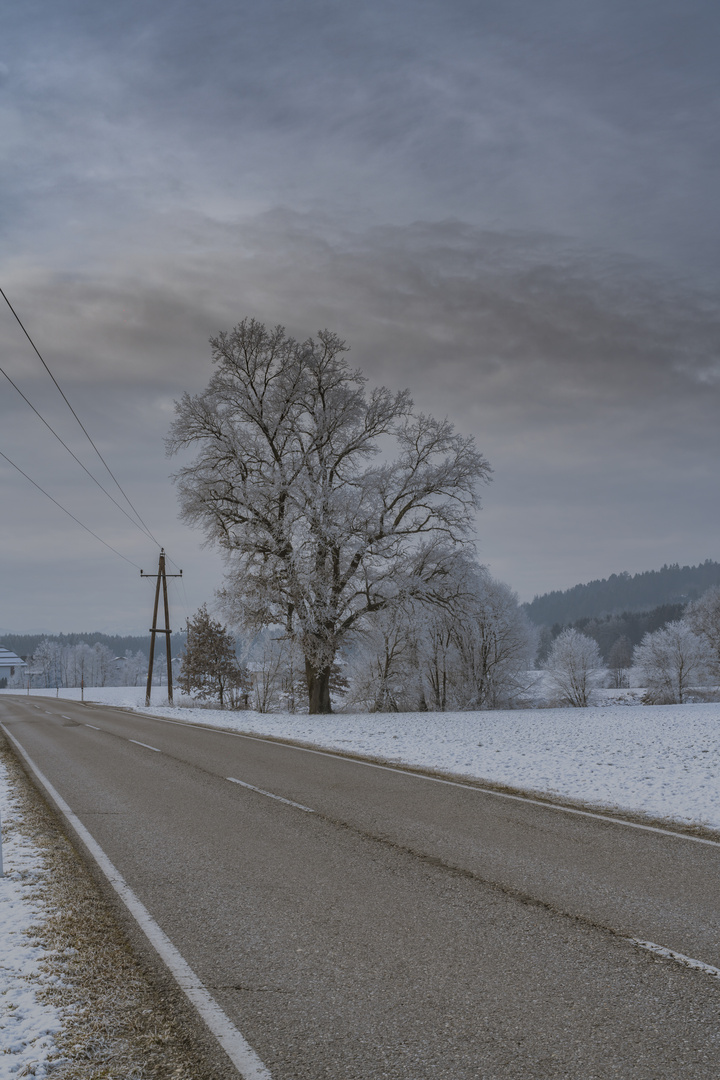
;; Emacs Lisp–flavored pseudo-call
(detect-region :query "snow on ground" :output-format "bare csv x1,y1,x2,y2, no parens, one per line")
5,686,720,831
0,758,65,1078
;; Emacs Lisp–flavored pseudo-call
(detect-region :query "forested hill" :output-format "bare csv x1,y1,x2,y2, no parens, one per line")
523,560,720,626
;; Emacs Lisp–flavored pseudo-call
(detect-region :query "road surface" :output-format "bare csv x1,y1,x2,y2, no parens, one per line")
2,695,720,1078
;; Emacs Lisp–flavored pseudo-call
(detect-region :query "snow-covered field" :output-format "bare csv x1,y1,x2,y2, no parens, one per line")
0,758,65,1078
5,686,720,831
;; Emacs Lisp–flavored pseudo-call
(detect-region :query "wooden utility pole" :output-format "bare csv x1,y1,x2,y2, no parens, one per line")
141,549,182,706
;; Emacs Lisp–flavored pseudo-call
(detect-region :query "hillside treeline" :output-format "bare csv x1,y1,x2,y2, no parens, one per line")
536,602,687,664
524,560,720,626
1,631,187,662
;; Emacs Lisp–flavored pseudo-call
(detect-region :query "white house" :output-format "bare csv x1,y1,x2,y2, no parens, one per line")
0,647,27,685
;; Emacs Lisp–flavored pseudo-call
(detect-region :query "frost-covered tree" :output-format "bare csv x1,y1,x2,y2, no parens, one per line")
91,642,116,687
416,607,456,712
347,605,419,712
167,318,490,713
246,635,287,713
117,649,148,687
68,643,92,687
30,639,120,688
544,628,604,707
685,586,720,680
180,605,246,708
32,639,64,688
452,573,537,709
633,621,713,704
241,632,304,713
347,562,535,711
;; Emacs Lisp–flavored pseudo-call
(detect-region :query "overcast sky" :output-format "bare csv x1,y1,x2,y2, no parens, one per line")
1,0,719,633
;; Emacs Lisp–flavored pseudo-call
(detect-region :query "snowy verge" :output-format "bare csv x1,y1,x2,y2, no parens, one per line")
0,756,65,1078
5,687,720,832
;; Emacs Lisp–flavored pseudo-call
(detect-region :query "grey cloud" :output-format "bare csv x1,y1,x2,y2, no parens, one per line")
10,211,720,398
2,0,719,628
3,0,719,273
8,211,720,464
3,209,719,625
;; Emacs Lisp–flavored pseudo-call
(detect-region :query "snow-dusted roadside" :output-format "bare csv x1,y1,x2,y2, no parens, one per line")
0,736,225,1080
7,687,720,833
0,757,65,1078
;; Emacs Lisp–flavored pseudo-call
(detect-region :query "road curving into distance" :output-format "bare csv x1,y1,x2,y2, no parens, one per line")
2,694,720,1079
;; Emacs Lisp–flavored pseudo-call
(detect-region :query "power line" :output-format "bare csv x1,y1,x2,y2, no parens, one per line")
169,572,191,622
0,285,161,546
0,359,159,545
0,448,142,569
165,551,184,574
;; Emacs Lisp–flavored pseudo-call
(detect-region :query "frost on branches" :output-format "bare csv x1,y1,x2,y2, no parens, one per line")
167,318,491,713
633,621,713,704
24,639,147,689
544,628,605,707
180,605,247,708
347,562,536,712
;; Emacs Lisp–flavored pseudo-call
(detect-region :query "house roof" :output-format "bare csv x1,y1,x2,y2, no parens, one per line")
0,647,27,667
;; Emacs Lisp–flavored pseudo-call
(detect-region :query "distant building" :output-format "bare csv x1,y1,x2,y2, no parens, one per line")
0,646,27,685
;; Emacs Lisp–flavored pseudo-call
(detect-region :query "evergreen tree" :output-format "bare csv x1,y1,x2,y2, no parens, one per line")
180,606,247,708
607,635,633,688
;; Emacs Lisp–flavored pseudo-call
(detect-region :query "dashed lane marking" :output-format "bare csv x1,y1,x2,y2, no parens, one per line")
629,939,720,980
129,739,161,752
226,776,314,813
85,723,101,730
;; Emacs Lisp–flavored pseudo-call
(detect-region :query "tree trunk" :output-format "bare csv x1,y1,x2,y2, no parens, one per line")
306,660,332,714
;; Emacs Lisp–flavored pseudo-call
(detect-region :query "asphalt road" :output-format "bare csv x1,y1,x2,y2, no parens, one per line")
2,695,720,1078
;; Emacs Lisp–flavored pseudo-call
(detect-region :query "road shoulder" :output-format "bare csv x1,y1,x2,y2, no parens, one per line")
0,735,230,1080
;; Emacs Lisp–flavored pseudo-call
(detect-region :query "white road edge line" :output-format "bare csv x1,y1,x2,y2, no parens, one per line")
226,777,314,813
0,722,272,1080
85,724,101,730
148,716,720,849
629,939,720,979
129,739,161,752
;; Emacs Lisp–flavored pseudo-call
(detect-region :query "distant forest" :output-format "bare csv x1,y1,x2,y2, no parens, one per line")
535,602,688,665
523,560,720,627
0,631,187,662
